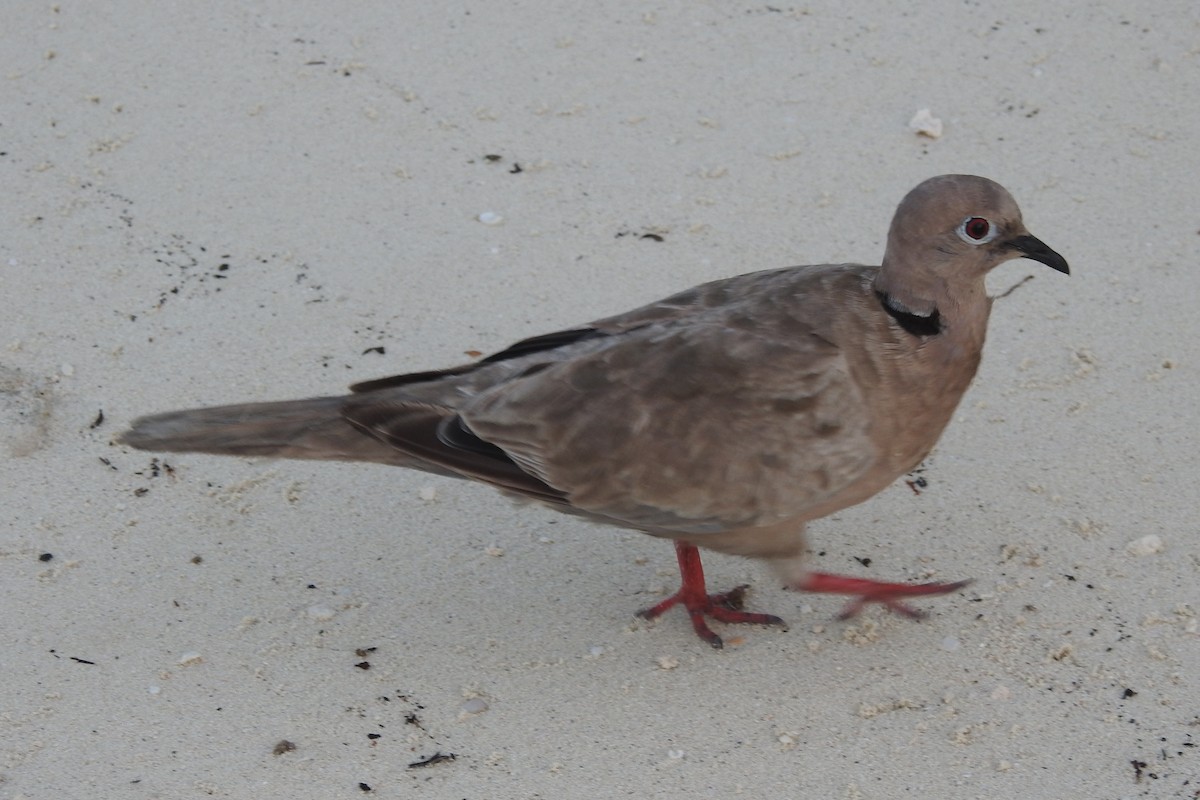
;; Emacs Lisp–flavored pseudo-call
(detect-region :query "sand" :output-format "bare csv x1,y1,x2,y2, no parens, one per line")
2,2,1198,797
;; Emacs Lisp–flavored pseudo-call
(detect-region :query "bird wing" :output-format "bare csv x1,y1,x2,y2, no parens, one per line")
343,266,878,534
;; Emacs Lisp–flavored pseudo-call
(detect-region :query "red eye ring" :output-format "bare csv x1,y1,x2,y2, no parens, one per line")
964,217,991,240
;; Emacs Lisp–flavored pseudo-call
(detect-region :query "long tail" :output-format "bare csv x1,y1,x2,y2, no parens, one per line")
119,396,414,466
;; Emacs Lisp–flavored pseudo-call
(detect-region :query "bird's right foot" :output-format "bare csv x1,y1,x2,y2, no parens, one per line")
794,572,972,620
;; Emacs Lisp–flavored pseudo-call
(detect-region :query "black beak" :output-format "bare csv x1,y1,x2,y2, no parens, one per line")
1007,234,1069,275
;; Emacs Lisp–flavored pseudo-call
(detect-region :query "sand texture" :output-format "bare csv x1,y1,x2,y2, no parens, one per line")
2,2,1198,797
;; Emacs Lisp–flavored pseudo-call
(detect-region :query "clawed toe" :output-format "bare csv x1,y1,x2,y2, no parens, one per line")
799,573,972,621
638,585,786,649
639,545,788,648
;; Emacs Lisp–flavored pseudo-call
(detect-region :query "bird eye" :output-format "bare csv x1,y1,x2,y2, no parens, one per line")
957,216,997,245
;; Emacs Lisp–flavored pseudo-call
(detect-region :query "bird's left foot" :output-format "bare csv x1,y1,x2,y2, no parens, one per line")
638,541,785,648
637,584,785,649
795,572,972,620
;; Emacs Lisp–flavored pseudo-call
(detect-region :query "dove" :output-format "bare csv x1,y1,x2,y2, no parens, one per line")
120,174,1068,648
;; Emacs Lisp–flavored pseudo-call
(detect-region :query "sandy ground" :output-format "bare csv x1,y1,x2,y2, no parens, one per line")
2,2,1198,798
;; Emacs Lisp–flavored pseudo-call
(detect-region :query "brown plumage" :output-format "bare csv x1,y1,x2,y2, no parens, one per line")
120,174,1068,647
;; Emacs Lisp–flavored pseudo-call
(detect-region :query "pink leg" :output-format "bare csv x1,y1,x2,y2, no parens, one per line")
795,572,972,620
637,541,785,648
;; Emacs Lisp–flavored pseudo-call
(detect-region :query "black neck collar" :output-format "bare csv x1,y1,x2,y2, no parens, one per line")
876,291,942,337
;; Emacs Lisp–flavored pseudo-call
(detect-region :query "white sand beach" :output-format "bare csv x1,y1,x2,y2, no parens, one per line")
2,2,1197,797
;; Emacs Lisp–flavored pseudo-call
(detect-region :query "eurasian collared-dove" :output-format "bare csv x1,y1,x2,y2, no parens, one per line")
120,174,1068,648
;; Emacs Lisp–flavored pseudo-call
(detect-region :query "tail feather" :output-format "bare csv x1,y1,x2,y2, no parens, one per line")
119,396,407,464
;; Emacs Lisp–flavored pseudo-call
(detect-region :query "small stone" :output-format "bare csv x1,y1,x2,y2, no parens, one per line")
460,697,489,715
655,655,679,670
1049,643,1074,662
1126,534,1165,556
909,108,944,139
177,651,203,666
477,211,504,225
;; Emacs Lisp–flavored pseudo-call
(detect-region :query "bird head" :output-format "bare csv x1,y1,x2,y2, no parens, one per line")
877,174,1068,317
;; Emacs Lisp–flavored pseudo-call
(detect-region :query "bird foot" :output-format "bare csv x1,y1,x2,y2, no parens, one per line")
639,541,786,648
637,584,786,649
796,572,972,620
